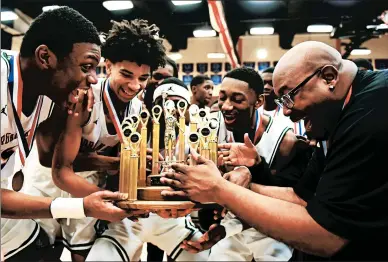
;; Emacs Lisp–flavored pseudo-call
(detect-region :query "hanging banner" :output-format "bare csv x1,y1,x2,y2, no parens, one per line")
207,0,240,69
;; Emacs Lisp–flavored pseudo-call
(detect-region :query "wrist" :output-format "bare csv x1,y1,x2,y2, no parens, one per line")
50,198,86,219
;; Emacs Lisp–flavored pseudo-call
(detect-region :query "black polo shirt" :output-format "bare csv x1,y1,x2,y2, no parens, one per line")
305,69,388,260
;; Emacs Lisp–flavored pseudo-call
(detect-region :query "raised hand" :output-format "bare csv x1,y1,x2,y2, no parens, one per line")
218,133,261,167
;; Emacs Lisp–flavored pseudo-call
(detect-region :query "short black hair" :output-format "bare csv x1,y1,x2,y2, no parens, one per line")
190,75,211,88
262,67,275,74
159,77,188,90
353,58,374,71
20,6,100,60
166,57,179,77
102,19,166,71
224,67,263,95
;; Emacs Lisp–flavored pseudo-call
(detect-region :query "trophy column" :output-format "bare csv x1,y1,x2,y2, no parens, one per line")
177,100,188,162
139,110,149,187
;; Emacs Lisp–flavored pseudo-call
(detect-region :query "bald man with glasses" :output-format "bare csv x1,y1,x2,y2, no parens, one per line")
160,41,388,261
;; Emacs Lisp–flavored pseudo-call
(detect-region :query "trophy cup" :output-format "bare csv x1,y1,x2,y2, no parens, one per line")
199,127,211,160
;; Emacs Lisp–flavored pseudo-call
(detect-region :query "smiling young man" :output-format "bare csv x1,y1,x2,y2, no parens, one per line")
20,19,166,261
1,7,132,261
160,41,388,260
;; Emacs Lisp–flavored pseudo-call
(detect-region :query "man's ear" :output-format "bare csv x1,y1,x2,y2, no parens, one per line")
105,59,113,75
35,45,57,70
255,94,265,109
191,85,197,95
321,65,339,90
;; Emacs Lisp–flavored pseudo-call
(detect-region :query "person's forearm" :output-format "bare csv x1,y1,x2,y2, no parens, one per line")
52,167,101,197
214,180,346,257
1,189,52,218
250,183,307,207
73,154,120,172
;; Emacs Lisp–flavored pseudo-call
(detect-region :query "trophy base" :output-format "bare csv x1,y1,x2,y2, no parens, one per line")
138,186,188,201
117,186,220,210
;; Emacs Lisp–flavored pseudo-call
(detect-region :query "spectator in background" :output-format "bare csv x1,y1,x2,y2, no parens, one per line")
141,57,178,113
190,75,214,109
353,58,374,71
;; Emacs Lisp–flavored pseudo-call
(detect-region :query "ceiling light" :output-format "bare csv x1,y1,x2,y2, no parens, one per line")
42,5,60,12
1,11,18,21
193,29,216,38
256,49,268,59
351,48,371,56
250,27,274,35
168,53,182,61
307,24,333,33
103,1,133,11
366,25,377,29
207,53,226,59
172,1,201,6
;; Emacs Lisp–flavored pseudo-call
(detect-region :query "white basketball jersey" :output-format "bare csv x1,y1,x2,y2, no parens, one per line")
80,79,142,155
1,50,53,180
263,106,305,137
216,106,292,167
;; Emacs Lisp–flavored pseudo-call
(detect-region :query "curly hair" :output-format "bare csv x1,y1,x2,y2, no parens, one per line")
20,6,100,60
224,67,264,95
102,19,166,71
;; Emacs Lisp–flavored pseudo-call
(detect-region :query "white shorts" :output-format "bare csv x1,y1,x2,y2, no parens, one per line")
209,213,293,261
86,213,210,262
1,177,41,259
21,145,101,251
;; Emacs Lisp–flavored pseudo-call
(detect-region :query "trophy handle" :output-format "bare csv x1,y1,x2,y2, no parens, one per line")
129,132,141,153
152,105,163,123
140,110,150,127
177,99,188,117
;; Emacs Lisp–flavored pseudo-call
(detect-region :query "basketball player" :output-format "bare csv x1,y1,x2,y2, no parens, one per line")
1,7,131,261
190,75,214,109
21,19,165,261
173,67,299,261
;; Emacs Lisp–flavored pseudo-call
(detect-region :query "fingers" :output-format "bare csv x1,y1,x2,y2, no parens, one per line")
97,190,128,201
86,88,94,112
218,143,231,150
190,148,208,165
180,240,201,253
223,172,230,180
161,171,184,184
244,133,255,148
169,163,189,175
160,189,187,198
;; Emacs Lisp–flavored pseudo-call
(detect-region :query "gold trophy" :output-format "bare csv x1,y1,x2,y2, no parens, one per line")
139,110,149,187
188,132,200,165
208,118,219,164
118,98,216,210
151,105,162,176
199,127,211,160
177,99,188,162
127,132,141,202
188,104,199,133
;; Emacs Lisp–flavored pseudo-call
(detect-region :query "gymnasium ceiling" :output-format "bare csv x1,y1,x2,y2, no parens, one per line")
2,0,387,52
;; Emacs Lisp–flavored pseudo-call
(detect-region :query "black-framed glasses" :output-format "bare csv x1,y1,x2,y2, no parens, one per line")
275,67,322,109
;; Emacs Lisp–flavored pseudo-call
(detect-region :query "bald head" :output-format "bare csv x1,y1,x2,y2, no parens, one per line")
273,41,343,96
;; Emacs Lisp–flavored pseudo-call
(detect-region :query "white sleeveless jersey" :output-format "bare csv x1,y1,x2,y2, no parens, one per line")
215,106,292,168
263,106,305,137
80,79,142,155
1,50,53,180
